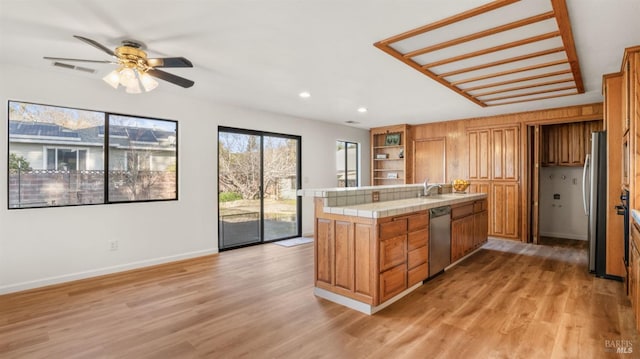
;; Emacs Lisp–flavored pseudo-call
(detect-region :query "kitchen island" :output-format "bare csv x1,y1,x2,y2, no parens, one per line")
298,184,488,314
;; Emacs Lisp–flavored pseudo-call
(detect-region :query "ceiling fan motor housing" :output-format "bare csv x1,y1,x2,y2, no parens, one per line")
115,45,149,70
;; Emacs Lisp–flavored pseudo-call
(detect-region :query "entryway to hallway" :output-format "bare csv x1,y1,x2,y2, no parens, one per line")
217,127,301,250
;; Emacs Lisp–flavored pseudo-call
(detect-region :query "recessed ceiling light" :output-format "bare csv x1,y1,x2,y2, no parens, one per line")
299,91,311,98
345,120,360,124
357,107,367,113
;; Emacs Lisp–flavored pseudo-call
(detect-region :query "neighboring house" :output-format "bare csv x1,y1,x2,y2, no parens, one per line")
9,120,176,171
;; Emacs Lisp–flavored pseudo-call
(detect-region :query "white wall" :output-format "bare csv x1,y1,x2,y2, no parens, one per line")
539,166,588,240
0,64,370,294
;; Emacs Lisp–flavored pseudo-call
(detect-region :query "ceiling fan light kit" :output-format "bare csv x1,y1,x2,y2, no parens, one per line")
45,35,195,94
102,43,160,93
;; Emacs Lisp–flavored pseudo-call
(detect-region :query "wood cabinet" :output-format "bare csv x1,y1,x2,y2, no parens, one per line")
377,211,429,302
468,130,491,181
468,125,519,240
541,121,602,167
490,182,519,238
314,203,376,304
492,126,519,180
451,199,488,262
603,72,625,278
371,124,411,186
313,195,487,310
630,222,640,329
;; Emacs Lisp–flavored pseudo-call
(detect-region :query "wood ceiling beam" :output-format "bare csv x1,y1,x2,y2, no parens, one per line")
478,85,576,102
452,59,568,86
438,47,565,78
471,78,575,97
375,0,519,46
551,0,584,93
405,11,555,59
461,69,573,91
421,31,560,69
485,91,578,106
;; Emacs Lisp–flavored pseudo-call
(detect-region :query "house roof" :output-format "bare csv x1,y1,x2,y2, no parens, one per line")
9,120,176,151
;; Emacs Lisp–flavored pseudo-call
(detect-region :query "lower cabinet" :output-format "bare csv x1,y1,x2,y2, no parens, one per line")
314,198,486,307
630,223,640,330
379,263,407,303
378,211,429,304
315,216,376,304
451,199,488,263
468,182,518,240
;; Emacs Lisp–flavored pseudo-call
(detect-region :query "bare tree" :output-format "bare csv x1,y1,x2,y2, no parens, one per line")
219,134,296,200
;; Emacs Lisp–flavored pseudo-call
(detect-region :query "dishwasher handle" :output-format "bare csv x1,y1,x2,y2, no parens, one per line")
430,206,451,217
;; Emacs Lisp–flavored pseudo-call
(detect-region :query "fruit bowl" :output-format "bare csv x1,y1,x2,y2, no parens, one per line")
452,179,470,193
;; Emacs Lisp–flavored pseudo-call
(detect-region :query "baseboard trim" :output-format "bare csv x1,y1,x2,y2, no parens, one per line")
539,231,587,241
0,248,219,295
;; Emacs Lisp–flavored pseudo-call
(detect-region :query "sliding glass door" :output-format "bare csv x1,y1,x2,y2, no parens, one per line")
218,127,301,249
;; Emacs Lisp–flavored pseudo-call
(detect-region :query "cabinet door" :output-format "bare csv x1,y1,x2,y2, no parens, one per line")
490,182,519,238
354,223,375,298
474,210,488,248
451,215,474,262
379,264,407,303
558,124,571,165
316,218,333,286
542,125,558,166
492,126,519,180
569,122,585,165
334,221,353,291
469,130,490,180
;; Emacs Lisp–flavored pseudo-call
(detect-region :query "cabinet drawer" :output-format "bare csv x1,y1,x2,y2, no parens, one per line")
408,245,428,269
379,219,407,241
407,262,428,287
408,229,428,251
379,264,407,303
451,204,474,219
408,213,429,232
379,235,406,272
473,199,487,213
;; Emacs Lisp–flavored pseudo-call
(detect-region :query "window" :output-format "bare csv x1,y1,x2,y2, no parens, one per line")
336,140,359,187
8,101,178,209
45,148,88,170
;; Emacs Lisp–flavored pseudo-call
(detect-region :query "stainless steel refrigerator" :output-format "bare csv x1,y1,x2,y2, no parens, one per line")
582,131,607,276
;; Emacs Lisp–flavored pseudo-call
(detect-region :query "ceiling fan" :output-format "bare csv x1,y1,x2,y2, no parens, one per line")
44,35,194,93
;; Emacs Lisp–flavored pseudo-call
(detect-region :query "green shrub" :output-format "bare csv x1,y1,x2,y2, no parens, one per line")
219,192,242,202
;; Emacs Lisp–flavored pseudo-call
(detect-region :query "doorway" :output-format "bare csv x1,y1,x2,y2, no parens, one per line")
527,121,600,245
218,127,301,250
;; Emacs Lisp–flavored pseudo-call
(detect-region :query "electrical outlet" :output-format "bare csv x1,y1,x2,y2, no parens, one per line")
108,240,119,251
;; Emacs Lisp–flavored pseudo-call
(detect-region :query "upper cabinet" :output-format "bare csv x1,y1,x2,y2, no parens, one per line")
541,121,602,167
370,124,412,186
468,125,519,181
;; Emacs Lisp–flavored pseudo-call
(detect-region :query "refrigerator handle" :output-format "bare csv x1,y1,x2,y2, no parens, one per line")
582,154,590,215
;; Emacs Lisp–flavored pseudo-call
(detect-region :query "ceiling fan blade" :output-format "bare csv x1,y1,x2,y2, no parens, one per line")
147,68,195,88
147,57,193,68
43,56,115,64
73,35,115,57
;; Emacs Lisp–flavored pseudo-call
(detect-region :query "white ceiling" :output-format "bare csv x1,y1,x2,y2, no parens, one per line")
1,0,639,129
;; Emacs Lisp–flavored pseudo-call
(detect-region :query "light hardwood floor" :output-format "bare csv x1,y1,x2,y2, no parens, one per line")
1,238,638,358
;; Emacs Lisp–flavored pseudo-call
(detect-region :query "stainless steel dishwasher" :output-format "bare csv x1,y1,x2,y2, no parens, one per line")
429,206,451,276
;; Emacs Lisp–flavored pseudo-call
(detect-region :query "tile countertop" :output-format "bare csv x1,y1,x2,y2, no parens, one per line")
323,192,487,219
632,209,640,226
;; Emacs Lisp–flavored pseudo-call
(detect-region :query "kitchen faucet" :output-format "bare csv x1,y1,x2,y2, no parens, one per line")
423,179,441,197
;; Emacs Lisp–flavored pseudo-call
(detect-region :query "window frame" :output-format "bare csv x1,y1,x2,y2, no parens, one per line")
336,140,359,188
7,100,179,209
